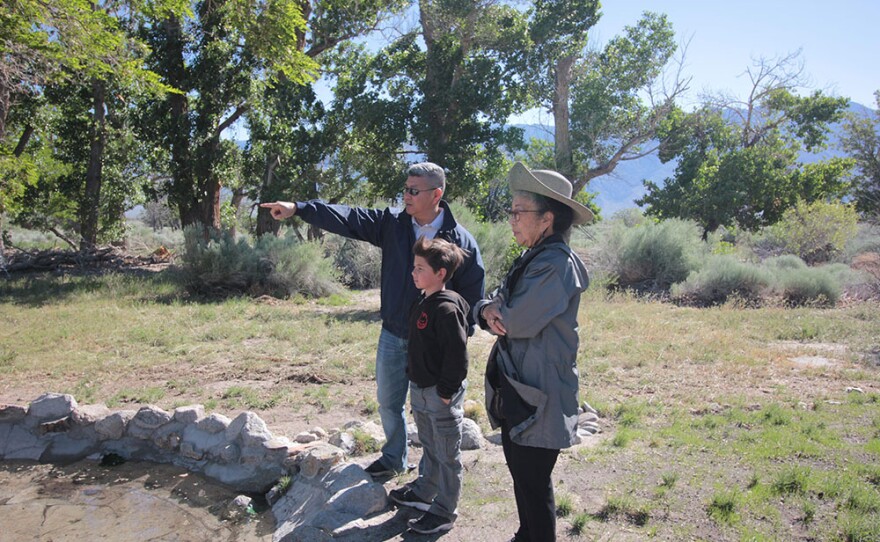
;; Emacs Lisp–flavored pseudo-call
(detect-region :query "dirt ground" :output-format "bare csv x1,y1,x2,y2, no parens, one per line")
1,288,877,541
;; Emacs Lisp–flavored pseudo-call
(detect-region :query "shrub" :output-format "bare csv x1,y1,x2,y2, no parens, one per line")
452,202,516,291
671,255,772,306
326,234,382,289
772,266,841,307
180,226,341,298
589,218,706,293
768,200,859,264
763,254,809,271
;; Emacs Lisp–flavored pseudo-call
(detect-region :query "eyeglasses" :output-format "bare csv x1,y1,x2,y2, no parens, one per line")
507,208,544,222
402,186,438,196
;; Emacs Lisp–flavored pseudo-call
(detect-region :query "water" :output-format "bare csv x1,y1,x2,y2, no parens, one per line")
0,459,274,541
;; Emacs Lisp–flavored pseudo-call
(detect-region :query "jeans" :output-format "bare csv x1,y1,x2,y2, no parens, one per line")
375,328,410,472
409,382,465,521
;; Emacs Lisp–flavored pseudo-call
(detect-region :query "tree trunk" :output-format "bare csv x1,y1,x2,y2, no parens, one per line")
161,16,195,229
80,78,107,251
553,55,576,183
228,188,245,237
256,154,282,237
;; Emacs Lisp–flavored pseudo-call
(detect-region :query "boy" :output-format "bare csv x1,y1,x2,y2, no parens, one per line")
389,236,469,534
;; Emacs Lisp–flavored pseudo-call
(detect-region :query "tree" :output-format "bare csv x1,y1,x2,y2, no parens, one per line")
332,0,534,203
246,0,409,237
139,0,319,232
527,9,689,197
1,0,186,251
638,52,852,236
840,90,880,220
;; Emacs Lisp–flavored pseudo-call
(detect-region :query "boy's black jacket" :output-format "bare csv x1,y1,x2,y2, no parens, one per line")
406,290,470,399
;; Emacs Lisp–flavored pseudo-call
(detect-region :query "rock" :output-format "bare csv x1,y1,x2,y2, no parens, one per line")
181,425,227,457
328,432,355,455
296,431,319,444
95,410,136,441
42,433,98,462
0,404,27,423
278,525,333,542
3,424,48,460
27,393,77,422
309,427,328,439
72,404,111,425
173,405,205,425
226,412,272,448
196,413,231,434
296,442,346,479
461,418,483,450
128,406,173,440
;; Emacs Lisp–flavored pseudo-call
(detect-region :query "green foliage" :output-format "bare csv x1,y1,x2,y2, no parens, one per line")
555,492,575,517
773,265,842,307
325,234,382,290
768,200,860,264
598,218,706,292
452,202,517,290
771,465,812,495
671,255,772,306
641,55,851,235
180,226,341,298
707,489,740,524
840,91,880,220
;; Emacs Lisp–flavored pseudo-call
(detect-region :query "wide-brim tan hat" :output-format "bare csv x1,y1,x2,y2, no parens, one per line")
508,162,594,225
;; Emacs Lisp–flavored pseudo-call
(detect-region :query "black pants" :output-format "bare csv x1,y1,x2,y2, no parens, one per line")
501,422,560,542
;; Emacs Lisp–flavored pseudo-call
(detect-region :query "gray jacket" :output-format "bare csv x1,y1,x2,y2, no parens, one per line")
474,235,588,449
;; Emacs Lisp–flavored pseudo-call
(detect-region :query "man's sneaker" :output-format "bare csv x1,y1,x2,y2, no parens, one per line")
364,459,395,477
388,487,432,512
408,511,454,534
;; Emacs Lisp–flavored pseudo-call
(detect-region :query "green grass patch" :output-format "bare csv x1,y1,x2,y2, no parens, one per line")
707,488,740,525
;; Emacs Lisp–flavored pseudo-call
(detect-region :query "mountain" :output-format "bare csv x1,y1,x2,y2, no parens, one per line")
514,100,877,217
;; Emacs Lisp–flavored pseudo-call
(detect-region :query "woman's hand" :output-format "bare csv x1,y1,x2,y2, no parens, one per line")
481,303,507,336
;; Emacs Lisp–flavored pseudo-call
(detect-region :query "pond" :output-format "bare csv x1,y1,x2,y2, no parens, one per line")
0,459,274,541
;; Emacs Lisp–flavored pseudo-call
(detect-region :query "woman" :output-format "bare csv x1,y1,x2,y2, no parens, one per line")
474,162,592,542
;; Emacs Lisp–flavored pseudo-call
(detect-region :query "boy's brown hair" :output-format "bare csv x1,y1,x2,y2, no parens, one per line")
413,237,467,283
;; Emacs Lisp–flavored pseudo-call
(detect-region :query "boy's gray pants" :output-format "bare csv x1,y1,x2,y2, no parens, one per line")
408,382,466,521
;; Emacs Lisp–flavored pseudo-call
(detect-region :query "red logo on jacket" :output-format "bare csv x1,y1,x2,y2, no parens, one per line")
417,311,428,330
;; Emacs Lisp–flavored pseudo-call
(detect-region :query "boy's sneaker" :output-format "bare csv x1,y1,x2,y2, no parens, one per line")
364,459,395,477
408,511,454,534
388,487,432,511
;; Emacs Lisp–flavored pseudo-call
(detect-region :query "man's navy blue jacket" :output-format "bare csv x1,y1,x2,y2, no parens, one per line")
295,199,486,338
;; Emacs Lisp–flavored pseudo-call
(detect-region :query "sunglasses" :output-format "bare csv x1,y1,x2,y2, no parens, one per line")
402,186,438,196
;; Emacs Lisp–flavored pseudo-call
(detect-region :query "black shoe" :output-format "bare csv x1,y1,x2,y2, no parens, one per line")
364,459,395,477
408,511,454,534
388,487,432,512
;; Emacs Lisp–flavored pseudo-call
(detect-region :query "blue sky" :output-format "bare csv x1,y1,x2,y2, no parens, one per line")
514,0,878,123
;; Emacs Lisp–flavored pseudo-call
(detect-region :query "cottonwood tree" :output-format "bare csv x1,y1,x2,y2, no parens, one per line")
639,52,852,236
246,0,409,237
524,9,689,198
1,0,184,251
138,0,319,233
330,0,534,203
840,90,880,221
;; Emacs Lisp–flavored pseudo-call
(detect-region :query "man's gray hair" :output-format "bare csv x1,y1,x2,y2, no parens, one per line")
407,162,446,193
